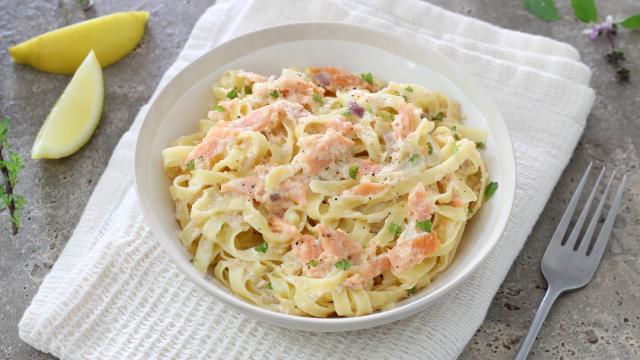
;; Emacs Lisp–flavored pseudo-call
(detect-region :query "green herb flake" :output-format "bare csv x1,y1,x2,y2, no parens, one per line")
409,153,420,164
361,72,374,85
342,110,352,117
405,86,414,93
0,116,26,235
406,286,417,296
388,222,402,236
185,160,195,171
365,105,373,114
484,181,499,200
226,88,238,99
432,112,444,121
270,90,279,99
380,111,393,121
211,105,225,112
451,125,457,133
416,219,433,233
267,281,273,289
335,259,352,270
349,165,358,179
475,142,485,149
427,142,434,154
402,95,409,102
309,259,319,267
244,84,252,95
453,144,459,154
255,242,268,253
189,258,195,263
313,93,323,105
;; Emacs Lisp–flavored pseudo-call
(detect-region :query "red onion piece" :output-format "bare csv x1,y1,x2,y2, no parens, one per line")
348,101,365,118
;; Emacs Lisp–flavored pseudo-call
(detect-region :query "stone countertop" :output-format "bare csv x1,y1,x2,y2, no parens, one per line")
0,1,638,359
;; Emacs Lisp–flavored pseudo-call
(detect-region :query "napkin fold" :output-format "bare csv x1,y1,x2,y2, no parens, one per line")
19,0,595,359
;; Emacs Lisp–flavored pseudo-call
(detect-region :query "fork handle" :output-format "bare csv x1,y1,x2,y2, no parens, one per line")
515,286,562,360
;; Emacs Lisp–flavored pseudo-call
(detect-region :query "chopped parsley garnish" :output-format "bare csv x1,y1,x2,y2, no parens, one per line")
402,95,409,102
244,84,252,94
342,110,352,117
405,86,414,92
409,153,420,164
361,72,374,84
270,90,279,98
451,125,457,133
313,93,323,105
416,219,433,232
406,286,417,296
388,222,402,236
255,242,268,253
476,142,485,149
484,182,499,200
380,111,393,121
226,88,238,99
185,160,195,171
189,258,195,263
365,105,373,114
309,259,319,267
349,165,358,179
432,112,444,121
267,281,273,289
427,142,434,154
335,259,351,270
211,105,225,112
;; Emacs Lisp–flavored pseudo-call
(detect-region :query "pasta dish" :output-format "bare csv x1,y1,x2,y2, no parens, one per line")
162,67,490,317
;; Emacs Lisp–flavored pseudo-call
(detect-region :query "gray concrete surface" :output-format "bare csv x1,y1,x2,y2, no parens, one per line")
0,1,638,359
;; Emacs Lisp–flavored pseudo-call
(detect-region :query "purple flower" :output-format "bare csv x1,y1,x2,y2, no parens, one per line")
584,15,615,41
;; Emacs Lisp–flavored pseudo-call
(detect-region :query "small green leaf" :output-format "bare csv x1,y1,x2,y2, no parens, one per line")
0,116,9,145
405,86,414,93
226,88,238,99
409,153,420,164
342,110,352,117
313,93,323,105
255,242,268,253
619,14,640,29
361,72,374,85
309,259,319,267
270,90,279,99
335,259,351,270
211,105,225,112
380,111,393,121
416,219,432,232
476,142,485,149
267,280,273,289
571,0,598,23
432,112,444,121
402,95,409,102
406,286,417,296
244,84,252,95
524,0,561,21
388,222,402,236
485,181,499,200
185,160,195,171
427,142,434,154
349,165,358,179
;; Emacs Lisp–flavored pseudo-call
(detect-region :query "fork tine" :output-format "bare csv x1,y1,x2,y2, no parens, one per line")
549,162,592,247
566,167,605,249
588,175,627,262
576,171,615,253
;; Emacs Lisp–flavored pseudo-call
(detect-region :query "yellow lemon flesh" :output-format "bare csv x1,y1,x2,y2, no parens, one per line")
32,51,103,159
9,11,149,75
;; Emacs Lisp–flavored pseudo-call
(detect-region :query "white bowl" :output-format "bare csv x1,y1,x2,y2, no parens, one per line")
135,23,516,332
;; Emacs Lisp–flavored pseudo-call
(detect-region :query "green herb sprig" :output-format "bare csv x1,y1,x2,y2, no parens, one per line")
524,0,640,83
0,116,26,235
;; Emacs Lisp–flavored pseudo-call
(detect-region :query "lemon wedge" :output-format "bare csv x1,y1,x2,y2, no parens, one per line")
9,11,149,75
31,51,103,159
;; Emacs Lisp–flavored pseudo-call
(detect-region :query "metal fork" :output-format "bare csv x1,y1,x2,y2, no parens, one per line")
515,163,628,360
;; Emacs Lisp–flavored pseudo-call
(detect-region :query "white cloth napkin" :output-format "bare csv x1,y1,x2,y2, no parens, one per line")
19,0,595,359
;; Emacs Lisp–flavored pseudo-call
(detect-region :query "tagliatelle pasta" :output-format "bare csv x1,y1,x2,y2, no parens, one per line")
162,67,489,317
